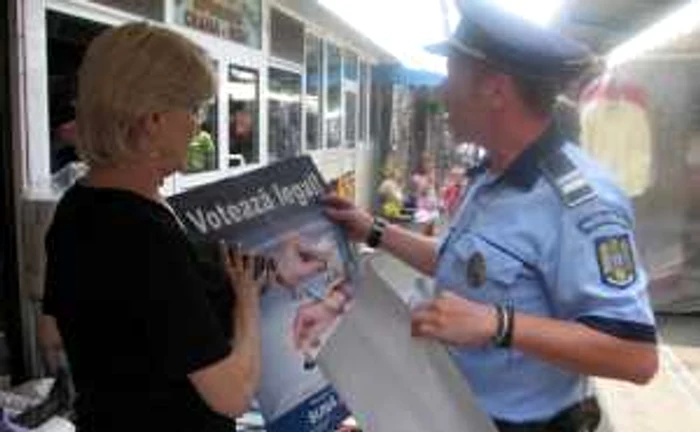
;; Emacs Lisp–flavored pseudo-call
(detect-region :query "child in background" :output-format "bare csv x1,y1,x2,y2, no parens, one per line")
412,153,440,236
441,166,466,220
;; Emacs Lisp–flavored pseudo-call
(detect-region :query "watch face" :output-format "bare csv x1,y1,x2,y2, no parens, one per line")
368,221,384,247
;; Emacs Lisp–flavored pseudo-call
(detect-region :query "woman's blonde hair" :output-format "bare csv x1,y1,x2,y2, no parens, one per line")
75,22,216,166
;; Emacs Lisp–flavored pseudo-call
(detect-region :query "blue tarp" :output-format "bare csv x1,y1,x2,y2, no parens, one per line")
372,64,445,87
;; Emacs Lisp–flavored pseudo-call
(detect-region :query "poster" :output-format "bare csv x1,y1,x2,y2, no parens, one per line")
317,253,498,432
168,156,353,432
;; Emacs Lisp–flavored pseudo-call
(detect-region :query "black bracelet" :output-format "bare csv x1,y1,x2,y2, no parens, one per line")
366,217,388,248
493,304,515,349
491,304,507,347
492,304,516,348
503,304,515,348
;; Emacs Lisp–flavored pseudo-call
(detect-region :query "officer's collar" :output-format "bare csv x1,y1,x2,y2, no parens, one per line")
498,122,564,190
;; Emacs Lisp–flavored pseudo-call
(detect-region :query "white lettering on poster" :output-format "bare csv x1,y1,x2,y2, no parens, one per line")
183,173,324,234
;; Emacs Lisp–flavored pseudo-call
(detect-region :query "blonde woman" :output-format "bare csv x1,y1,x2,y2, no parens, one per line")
42,23,265,431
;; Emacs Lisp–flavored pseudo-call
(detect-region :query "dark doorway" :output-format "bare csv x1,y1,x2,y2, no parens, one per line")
0,1,27,384
46,11,107,173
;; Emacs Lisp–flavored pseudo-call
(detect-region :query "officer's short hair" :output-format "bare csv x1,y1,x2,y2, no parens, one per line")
511,76,561,117
465,57,560,117
76,22,215,167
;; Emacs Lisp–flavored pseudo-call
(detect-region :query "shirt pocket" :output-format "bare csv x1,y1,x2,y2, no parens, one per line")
451,234,524,303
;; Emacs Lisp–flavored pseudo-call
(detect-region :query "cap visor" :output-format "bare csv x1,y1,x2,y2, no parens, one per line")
425,40,451,56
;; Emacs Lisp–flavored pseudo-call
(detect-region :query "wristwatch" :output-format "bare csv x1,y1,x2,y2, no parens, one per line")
366,217,388,248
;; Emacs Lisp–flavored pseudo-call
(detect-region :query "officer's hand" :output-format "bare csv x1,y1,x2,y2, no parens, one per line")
411,292,498,347
323,194,373,243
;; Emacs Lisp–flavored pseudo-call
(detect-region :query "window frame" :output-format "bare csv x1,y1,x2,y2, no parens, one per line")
269,6,305,66
21,0,376,197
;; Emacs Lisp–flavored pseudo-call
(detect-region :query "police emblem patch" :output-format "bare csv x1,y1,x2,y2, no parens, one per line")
467,252,487,288
595,235,636,288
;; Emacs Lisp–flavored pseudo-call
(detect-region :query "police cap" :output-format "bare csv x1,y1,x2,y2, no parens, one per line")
428,1,596,81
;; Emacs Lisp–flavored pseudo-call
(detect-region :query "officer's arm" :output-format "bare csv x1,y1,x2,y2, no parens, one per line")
516,210,659,384
510,314,657,385
380,223,440,276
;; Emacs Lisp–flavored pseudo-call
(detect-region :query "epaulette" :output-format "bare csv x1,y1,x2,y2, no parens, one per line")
538,149,596,208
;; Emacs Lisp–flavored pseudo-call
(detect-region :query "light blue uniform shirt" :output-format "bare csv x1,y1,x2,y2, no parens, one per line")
436,125,656,422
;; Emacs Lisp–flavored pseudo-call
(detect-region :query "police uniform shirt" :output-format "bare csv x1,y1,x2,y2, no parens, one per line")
435,124,656,422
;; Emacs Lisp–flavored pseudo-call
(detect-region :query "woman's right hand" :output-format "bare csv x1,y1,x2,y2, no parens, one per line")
220,241,266,304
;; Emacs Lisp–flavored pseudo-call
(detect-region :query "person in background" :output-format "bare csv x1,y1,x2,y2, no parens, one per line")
49,75,80,172
411,152,440,236
42,23,267,432
377,163,406,222
440,165,467,220
323,3,657,431
187,128,216,173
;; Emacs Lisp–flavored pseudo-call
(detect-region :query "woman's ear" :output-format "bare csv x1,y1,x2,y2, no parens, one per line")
142,112,163,138
129,112,162,157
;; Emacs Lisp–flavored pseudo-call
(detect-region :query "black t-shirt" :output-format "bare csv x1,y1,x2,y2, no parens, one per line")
43,183,236,432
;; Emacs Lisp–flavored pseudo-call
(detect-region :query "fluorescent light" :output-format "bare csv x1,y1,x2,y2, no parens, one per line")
607,1,700,67
319,0,448,74
487,0,564,27
318,0,564,74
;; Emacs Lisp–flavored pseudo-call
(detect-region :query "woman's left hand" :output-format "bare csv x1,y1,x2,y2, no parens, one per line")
411,292,498,347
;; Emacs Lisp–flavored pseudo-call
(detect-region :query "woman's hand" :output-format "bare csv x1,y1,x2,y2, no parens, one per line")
220,241,267,304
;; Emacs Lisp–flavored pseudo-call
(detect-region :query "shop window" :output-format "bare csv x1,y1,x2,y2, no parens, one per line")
174,0,262,48
186,59,219,174
345,91,357,148
343,50,358,81
305,33,322,151
359,61,369,142
90,0,164,20
46,12,107,174
326,43,342,148
186,97,218,174
268,69,301,162
228,65,259,167
270,9,304,64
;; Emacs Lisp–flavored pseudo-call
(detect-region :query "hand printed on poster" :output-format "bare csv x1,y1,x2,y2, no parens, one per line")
292,279,352,367
274,233,330,289
270,232,354,369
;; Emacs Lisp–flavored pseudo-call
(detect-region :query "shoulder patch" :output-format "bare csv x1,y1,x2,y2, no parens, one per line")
577,210,632,234
595,234,637,288
539,150,596,208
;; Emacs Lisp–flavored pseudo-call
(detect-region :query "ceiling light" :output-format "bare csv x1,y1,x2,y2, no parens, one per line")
607,1,700,67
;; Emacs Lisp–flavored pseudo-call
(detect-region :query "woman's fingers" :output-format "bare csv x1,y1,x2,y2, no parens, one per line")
219,240,231,270
221,241,278,288
231,242,243,273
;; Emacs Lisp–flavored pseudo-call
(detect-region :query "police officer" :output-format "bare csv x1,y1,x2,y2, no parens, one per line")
323,3,658,431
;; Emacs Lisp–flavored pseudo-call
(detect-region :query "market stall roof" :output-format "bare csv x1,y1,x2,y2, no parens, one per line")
553,0,687,54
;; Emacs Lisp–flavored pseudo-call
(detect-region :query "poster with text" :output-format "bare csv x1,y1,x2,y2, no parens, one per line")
168,156,354,432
